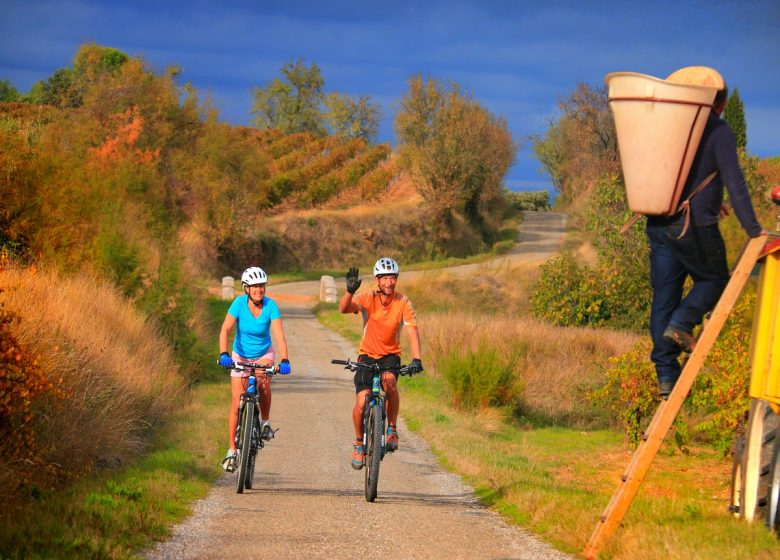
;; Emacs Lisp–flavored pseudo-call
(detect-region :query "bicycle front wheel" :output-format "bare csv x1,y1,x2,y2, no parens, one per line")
236,400,255,494
245,418,258,490
365,402,383,502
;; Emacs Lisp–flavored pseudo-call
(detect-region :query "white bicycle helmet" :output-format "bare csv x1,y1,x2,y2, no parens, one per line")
241,266,268,287
373,257,399,277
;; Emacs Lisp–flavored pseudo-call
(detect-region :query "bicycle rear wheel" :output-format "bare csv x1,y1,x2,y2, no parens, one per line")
365,402,383,502
236,400,254,494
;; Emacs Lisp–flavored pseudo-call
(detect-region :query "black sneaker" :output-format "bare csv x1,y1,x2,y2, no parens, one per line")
663,326,696,353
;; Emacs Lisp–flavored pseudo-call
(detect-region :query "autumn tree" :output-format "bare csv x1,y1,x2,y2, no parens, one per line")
21,44,129,109
323,93,380,141
395,75,516,231
723,87,747,151
0,80,19,102
250,60,325,135
532,83,619,209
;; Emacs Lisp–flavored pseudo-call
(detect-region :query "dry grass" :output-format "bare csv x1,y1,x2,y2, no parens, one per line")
422,311,640,421
0,265,184,494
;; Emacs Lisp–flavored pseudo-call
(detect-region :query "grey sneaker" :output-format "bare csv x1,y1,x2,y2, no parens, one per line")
260,420,274,441
221,449,237,472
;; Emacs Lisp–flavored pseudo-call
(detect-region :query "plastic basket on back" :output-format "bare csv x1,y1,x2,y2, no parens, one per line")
605,70,719,216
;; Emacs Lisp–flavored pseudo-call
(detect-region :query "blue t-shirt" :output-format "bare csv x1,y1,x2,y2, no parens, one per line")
227,295,281,359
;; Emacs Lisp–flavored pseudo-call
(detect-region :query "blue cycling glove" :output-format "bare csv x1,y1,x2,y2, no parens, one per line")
219,352,234,368
279,359,291,375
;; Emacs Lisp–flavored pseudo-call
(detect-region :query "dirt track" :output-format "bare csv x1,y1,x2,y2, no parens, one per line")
145,211,572,560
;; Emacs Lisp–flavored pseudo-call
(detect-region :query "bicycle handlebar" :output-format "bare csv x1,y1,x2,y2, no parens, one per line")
217,360,279,374
330,358,417,376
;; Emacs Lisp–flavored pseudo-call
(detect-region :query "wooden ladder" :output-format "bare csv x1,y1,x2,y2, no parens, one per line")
583,235,768,559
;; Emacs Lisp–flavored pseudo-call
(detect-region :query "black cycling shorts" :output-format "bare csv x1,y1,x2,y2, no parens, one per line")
354,354,400,394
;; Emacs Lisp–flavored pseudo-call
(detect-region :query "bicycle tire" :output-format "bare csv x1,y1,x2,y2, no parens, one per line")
236,400,254,494
245,417,258,489
365,402,383,502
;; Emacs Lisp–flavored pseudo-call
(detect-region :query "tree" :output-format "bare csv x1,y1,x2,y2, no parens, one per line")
250,60,325,135
323,93,380,141
531,83,619,208
723,87,747,150
0,80,19,102
19,44,130,108
395,75,516,230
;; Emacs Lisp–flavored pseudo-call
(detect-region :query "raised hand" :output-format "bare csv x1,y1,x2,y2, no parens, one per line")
346,267,362,295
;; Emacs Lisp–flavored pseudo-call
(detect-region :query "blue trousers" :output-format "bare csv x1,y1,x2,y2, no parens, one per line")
646,223,729,383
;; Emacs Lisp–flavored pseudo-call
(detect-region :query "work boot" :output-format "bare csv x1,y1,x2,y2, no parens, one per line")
658,379,677,399
663,326,697,353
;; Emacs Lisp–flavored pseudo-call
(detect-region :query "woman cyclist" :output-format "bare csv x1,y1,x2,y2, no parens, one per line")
218,266,291,472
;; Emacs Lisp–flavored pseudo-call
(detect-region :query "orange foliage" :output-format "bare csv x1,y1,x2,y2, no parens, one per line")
89,105,159,165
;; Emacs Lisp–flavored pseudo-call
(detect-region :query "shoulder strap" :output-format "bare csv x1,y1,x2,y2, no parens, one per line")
674,171,718,239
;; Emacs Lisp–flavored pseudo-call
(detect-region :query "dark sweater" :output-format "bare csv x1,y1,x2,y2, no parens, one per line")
648,112,762,237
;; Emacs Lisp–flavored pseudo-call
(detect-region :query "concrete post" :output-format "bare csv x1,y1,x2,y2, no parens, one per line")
319,275,338,303
221,276,234,300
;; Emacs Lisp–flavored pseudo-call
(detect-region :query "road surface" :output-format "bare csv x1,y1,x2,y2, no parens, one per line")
145,211,571,560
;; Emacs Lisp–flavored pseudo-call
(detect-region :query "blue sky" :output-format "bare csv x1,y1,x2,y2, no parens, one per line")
1,0,778,193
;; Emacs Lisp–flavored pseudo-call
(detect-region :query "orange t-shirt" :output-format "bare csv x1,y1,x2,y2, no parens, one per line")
352,290,417,358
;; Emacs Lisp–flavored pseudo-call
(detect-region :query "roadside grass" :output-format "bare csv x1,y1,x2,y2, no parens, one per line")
314,276,780,559
0,297,231,559
401,380,780,559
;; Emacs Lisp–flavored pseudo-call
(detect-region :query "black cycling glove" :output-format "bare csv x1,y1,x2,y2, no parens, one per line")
346,267,362,295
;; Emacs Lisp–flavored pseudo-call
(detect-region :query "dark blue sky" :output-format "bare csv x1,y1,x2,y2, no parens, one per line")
2,0,778,192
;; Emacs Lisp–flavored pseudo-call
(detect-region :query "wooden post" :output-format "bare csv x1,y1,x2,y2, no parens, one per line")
583,235,768,559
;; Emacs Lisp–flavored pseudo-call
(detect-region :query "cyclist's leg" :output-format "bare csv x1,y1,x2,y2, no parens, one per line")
229,374,248,449
382,371,399,425
352,389,370,469
254,352,275,421
353,389,370,440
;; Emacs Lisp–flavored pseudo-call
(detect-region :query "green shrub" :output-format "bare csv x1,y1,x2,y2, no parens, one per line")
439,341,526,410
531,176,651,331
505,190,550,211
688,293,755,454
588,293,756,452
587,339,658,447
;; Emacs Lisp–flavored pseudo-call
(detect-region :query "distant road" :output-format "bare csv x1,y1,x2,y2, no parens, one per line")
146,211,570,560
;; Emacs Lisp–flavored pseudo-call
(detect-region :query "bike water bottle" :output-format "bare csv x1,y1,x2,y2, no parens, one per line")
248,376,257,395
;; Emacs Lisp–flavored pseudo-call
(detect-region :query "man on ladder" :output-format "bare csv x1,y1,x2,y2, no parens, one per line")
646,67,766,397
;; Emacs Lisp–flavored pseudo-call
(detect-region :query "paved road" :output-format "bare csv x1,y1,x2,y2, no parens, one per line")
145,211,570,560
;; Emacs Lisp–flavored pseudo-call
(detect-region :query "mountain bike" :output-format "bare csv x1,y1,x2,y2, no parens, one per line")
331,358,416,502
222,361,279,494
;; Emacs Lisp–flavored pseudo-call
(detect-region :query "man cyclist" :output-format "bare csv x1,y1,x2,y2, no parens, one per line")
218,266,291,472
339,257,423,470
